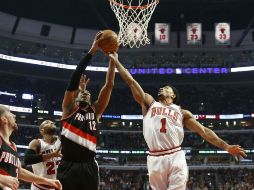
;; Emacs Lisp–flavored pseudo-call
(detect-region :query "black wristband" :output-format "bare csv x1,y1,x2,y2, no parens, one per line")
24,149,43,165
67,53,92,91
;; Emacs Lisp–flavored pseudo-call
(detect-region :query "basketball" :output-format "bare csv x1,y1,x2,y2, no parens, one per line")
98,30,119,53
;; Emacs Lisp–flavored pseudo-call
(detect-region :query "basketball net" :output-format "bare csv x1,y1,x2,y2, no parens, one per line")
109,0,159,48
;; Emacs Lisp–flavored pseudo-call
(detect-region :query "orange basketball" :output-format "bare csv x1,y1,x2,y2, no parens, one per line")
98,30,119,53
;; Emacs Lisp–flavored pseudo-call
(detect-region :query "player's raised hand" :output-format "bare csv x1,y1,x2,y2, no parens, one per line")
108,52,119,63
79,74,90,91
226,145,247,159
90,31,103,54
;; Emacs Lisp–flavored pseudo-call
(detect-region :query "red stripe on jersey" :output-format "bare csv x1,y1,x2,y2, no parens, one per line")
0,136,16,151
148,149,181,157
10,142,17,151
0,168,10,176
62,121,97,144
149,145,181,153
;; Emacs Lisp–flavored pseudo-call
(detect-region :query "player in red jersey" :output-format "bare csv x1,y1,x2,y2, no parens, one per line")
24,120,62,190
109,52,247,190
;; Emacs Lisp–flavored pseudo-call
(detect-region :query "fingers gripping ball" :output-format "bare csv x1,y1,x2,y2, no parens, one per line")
98,30,119,53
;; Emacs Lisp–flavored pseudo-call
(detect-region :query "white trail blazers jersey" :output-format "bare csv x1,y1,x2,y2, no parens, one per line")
31,137,61,190
143,101,184,153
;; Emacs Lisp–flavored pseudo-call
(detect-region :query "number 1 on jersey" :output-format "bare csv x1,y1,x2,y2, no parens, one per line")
160,118,167,133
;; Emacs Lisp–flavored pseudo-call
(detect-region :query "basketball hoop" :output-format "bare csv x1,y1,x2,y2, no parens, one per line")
109,0,159,48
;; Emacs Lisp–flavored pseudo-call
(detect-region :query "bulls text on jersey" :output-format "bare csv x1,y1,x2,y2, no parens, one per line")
150,106,179,122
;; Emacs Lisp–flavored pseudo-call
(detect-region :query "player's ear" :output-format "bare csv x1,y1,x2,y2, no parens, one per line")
39,127,44,135
0,115,7,123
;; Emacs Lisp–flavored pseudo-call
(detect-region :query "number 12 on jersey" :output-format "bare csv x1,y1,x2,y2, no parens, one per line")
89,121,96,131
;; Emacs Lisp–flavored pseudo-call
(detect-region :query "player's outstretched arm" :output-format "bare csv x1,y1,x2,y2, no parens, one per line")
62,32,102,118
94,59,115,118
182,109,247,159
25,139,62,165
109,52,153,107
24,139,42,165
18,168,62,190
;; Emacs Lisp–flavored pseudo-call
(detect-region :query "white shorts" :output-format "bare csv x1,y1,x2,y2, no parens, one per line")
147,150,188,190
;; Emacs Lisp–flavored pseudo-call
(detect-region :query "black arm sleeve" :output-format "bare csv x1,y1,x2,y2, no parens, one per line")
24,149,43,165
66,53,92,91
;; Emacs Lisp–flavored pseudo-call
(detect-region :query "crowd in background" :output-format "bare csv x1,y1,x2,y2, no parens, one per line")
1,75,253,116
1,36,254,189
10,124,254,152
185,169,254,190
18,167,254,190
13,124,254,171
1,36,254,68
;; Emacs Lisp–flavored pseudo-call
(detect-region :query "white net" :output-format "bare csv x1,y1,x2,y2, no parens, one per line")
109,0,159,48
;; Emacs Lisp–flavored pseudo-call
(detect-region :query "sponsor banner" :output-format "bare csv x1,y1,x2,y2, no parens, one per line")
219,114,243,119
37,110,49,114
187,23,202,45
195,114,245,120
155,23,170,44
243,114,251,118
231,66,254,72
54,111,62,116
0,91,16,97
102,115,121,119
197,115,220,120
121,115,143,120
1,53,254,74
0,104,32,113
215,23,230,45
129,67,229,75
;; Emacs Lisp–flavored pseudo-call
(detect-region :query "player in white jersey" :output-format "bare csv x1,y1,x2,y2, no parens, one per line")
24,120,62,190
109,53,247,190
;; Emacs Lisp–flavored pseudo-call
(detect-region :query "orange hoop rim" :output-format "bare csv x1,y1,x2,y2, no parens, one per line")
108,0,159,10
